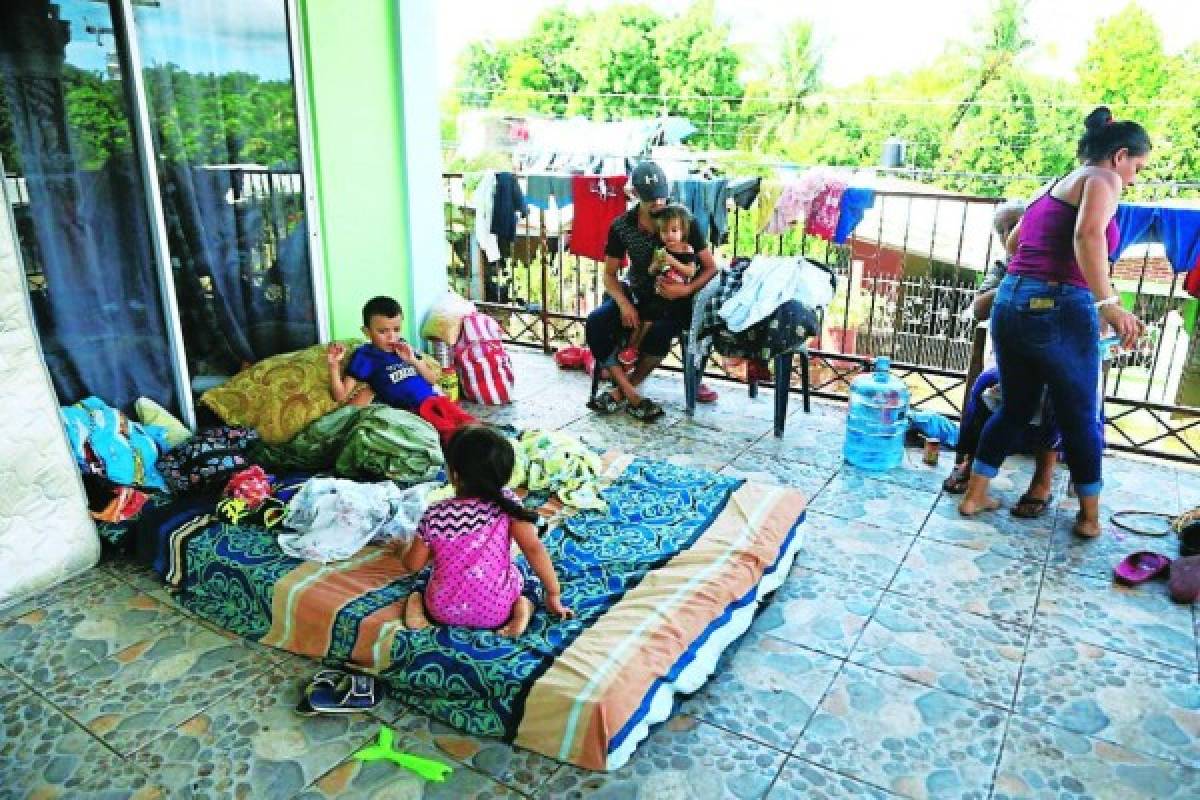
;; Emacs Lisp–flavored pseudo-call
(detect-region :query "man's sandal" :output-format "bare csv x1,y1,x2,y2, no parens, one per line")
626,397,665,421
586,392,624,414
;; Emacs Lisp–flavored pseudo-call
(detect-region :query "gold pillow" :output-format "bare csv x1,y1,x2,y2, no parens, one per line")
201,340,361,444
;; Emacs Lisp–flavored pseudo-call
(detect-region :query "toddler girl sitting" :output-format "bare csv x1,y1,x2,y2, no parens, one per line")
402,424,573,637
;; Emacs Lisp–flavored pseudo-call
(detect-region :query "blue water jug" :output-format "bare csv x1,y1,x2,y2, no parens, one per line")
844,357,910,471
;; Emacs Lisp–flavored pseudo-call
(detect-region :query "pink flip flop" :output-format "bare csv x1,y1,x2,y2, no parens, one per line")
1113,551,1171,586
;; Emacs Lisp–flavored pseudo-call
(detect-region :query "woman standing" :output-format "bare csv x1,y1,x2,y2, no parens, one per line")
959,107,1147,537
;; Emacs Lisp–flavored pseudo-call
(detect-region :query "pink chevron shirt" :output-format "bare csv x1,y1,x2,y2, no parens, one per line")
416,493,523,629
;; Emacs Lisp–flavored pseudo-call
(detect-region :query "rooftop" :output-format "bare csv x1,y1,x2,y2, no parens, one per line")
3,347,1199,797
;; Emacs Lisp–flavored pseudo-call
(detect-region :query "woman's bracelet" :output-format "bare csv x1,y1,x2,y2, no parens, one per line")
1095,295,1121,310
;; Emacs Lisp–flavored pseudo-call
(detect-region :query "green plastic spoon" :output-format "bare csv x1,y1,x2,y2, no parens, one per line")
352,726,454,783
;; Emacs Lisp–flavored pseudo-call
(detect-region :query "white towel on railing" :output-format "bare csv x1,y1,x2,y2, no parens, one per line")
472,170,501,263
718,256,833,333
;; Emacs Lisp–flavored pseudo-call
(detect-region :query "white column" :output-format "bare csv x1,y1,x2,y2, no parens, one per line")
395,0,448,342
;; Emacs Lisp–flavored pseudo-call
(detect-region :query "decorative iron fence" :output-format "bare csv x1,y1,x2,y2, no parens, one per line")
442,173,1200,465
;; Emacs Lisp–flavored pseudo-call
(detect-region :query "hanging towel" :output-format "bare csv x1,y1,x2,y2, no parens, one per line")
568,175,628,262
1159,208,1200,273
804,180,847,241
706,178,730,245
525,173,574,210
1112,204,1200,272
472,170,500,263
833,188,876,244
754,179,783,234
1112,204,1158,260
763,169,836,234
727,176,762,211
490,171,527,247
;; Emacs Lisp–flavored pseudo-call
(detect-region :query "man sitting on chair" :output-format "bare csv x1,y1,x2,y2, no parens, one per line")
583,161,718,421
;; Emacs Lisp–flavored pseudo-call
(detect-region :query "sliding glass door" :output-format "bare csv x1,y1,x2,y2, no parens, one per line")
130,0,317,385
0,0,318,417
0,0,182,411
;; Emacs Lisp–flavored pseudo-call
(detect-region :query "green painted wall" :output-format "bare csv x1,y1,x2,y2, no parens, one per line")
296,1,413,340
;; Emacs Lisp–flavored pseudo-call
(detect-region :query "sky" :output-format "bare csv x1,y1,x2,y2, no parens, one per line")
435,0,1200,91
62,0,294,81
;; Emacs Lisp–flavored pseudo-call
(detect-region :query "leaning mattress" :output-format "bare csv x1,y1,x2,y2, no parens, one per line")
0,183,98,609
140,453,806,770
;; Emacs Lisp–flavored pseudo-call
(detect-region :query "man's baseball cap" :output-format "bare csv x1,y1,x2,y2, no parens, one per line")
631,161,670,201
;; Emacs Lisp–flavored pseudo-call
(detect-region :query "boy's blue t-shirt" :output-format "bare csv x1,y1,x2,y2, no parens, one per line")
347,344,436,410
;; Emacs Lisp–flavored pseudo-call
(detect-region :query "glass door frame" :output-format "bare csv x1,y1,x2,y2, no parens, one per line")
110,0,329,428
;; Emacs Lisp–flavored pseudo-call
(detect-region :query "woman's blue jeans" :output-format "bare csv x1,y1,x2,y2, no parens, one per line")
972,275,1103,497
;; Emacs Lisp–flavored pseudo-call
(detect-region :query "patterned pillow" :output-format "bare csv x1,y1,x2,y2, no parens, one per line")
201,340,360,444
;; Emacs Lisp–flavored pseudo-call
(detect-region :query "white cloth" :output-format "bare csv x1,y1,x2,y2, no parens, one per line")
718,256,834,333
472,170,501,263
278,478,440,563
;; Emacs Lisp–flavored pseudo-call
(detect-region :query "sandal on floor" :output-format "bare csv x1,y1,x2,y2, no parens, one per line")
696,383,718,403
586,391,623,414
942,464,970,494
626,397,665,421
301,673,381,715
1011,493,1054,519
1113,551,1171,586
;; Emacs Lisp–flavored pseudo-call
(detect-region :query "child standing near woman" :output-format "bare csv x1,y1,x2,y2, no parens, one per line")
402,424,573,637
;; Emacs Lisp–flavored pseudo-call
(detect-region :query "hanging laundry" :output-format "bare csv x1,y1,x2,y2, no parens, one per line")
472,170,501,264
804,180,847,240
525,173,574,210
671,177,730,247
833,188,876,244
1159,208,1200,273
754,179,783,235
1112,204,1200,271
568,175,628,262
763,169,837,234
490,171,527,249
1112,204,1157,259
727,176,762,211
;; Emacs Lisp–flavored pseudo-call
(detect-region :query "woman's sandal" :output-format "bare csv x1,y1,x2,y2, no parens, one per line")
941,464,970,494
626,397,665,421
1011,493,1054,519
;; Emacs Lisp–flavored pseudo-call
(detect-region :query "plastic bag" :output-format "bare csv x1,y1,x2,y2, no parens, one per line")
421,291,477,344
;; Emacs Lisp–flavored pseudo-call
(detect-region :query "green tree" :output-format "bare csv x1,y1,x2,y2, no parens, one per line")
652,0,743,148
738,19,821,153
1077,2,1169,107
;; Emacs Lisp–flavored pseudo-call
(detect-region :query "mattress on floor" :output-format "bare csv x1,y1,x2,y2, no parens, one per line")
137,453,806,770
0,184,99,610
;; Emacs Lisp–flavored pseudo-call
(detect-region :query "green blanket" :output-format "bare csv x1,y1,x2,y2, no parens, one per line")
251,405,443,483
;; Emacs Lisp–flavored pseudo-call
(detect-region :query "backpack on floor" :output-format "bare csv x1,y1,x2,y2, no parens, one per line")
453,312,514,405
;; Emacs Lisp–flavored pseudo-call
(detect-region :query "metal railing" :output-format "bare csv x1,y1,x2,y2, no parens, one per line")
443,173,1200,465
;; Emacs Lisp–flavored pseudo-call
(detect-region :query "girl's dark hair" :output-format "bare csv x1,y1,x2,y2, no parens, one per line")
650,203,692,232
444,424,538,523
1077,106,1151,162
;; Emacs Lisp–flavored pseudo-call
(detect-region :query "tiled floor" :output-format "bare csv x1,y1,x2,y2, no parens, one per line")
3,346,1199,798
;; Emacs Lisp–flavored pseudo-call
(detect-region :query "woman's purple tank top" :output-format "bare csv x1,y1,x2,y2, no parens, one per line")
1007,189,1119,289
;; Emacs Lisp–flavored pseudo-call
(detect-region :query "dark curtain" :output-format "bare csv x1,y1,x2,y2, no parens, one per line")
158,164,316,375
